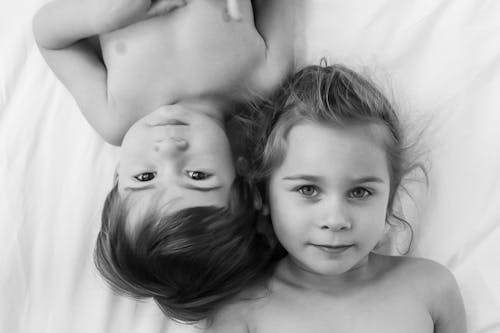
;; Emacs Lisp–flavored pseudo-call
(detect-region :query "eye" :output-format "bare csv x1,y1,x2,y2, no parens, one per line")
134,172,156,182
349,187,372,199
186,170,212,180
297,185,319,197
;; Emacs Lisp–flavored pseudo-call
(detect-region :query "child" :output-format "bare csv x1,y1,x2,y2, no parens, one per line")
32,0,293,145
32,0,293,207
32,0,293,323
205,64,467,332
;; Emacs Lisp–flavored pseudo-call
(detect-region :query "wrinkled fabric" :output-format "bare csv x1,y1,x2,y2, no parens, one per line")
1,0,500,332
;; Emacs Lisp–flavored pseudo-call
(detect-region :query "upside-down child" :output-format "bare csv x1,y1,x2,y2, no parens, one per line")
205,64,466,332
33,0,294,322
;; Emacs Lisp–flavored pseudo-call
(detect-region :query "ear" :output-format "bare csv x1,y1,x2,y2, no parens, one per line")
261,203,270,216
236,156,249,176
253,186,263,210
254,187,270,216
255,207,274,243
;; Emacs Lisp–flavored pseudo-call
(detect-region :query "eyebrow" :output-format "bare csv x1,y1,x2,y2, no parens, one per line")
123,184,222,193
354,176,385,183
124,184,156,192
282,175,322,182
282,175,385,183
183,184,223,192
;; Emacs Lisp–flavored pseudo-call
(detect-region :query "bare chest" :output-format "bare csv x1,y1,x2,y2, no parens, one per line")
99,0,264,119
250,287,434,333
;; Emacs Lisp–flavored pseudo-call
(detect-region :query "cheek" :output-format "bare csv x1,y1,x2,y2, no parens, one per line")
356,205,387,240
219,146,236,180
271,213,304,250
207,133,233,161
206,124,229,146
269,189,307,244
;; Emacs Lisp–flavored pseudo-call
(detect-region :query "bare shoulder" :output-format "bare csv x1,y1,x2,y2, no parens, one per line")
387,255,452,277
381,255,467,332
250,0,295,93
394,256,458,290
382,255,459,295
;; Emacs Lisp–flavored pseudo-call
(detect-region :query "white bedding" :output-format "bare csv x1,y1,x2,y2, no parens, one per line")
1,0,500,332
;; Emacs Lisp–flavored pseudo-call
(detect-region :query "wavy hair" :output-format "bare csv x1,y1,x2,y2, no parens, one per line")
252,63,428,254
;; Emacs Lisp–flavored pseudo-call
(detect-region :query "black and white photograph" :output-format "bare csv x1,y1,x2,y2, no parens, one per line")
1,0,499,332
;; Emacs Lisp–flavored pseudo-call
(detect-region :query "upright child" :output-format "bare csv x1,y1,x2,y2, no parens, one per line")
32,0,294,323
207,64,467,332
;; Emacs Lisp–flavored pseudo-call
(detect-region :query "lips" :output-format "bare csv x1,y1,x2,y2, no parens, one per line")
148,119,188,127
311,244,353,254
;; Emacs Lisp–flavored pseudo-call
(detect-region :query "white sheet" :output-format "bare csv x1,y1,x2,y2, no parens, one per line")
2,0,500,332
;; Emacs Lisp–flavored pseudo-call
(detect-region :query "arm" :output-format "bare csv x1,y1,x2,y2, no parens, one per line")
429,265,467,333
251,0,295,89
32,0,185,145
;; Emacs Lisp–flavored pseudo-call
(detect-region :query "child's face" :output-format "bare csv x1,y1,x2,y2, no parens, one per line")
268,122,391,277
117,106,236,223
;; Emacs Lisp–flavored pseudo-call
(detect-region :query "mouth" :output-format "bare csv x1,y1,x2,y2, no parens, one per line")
311,244,353,254
147,119,188,127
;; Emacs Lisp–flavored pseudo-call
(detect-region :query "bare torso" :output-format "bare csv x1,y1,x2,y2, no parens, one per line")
248,265,434,332
100,0,267,122
206,254,454,333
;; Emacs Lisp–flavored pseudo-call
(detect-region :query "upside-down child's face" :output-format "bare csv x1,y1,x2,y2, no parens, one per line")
117,105,236,225
268,121,391,277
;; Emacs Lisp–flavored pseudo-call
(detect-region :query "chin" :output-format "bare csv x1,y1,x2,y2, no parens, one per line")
318,265,353,277
309,255,368,276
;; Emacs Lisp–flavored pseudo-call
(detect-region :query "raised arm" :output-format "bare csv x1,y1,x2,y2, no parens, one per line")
32,0,185,145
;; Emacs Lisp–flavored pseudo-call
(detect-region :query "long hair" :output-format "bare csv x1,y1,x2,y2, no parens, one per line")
94,176,274,323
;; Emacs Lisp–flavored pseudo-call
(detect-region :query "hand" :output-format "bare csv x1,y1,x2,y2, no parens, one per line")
92,0,187,33
147,0,187,18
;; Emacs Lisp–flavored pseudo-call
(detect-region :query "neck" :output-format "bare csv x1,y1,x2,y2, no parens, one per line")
275,254,381,294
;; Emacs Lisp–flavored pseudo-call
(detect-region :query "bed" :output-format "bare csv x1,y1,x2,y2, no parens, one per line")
1,0,499,332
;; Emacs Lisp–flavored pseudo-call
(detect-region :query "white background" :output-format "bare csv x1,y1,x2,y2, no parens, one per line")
1,0,500,332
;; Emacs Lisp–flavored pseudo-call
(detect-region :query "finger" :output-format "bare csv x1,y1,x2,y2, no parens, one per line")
226,0,242,21
146,0,187,18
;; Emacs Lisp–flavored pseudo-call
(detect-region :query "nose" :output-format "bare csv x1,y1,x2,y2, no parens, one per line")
320,201,352,232
154,137,189,156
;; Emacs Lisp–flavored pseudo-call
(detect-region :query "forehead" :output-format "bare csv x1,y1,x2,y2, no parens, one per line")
292,120,389,144
279,122,391,175
122,184,233,229
124,185,231,210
